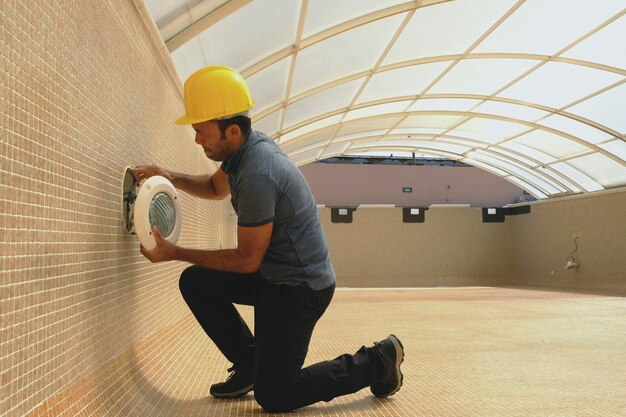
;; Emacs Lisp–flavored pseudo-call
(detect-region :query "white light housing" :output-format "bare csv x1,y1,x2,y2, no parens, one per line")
122,168,182,251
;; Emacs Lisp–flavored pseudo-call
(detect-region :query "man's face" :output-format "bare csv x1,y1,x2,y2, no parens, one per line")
192,120,231,161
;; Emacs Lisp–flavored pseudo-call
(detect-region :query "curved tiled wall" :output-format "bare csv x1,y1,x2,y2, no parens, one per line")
1,1,230,415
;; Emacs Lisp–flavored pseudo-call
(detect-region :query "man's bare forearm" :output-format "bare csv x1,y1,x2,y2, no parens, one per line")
170,172,224,200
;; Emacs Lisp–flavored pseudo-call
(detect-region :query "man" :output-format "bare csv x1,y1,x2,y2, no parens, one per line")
133,65,404,412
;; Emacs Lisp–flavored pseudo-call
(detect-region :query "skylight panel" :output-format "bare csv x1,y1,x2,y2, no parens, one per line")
473,100,549,122
445,129,498,143
489,147,539,168
389,128,445,137
146,0,229,41
382,0,517,64
356,62,450,104
281,136,329,155
498,62,623,109
320,142,351,159
467,151,550,189
463,158,509,177
500,141,557,164
562,14,626,70
302,0,404,38
506,177,548,199
333,131,387,144
536,166,582,193
511,130,591,159
566,153,626,188
599,140,626,162
567,82,626,134
550,162,603,192
280,114,343,143
338,117,402,137
282,126,336,148
409,98,481,112
438,137,488,149
283,78,363,128
254,111,282,137
345,101,412,122
428,58,538,96
537,114,613,145
375,139,471,155
291,14,405,96
455,117,530,143
196,0,300,71
473,0,625,56
399,115,466,130
246,57,291,115
514,130,590,158
290,149,323,166
470,151,564,194
171,37,207,83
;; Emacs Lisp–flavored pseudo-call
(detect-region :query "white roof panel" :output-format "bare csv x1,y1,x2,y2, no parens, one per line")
473,100,549,122
283,78,363,128
567,153,626,188
537,114,613,145
383,0,518,64
357,62,450,104
498,62,623,109
551,162,604,192
509,130,591,159
474,0,626,56
198,0,300,71
567,82,626,134
145,0,626,197
344,101,412,122
428,58,538,96
292,14,405,96
246,57,291,115
455,117,530,143
409,98,481,113
302,0,405,38
599,140,626,162
562,14,626,70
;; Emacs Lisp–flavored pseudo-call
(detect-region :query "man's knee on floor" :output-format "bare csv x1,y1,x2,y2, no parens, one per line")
254,385,294,413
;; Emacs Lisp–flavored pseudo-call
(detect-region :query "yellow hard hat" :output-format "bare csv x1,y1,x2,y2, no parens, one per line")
175,66,255,125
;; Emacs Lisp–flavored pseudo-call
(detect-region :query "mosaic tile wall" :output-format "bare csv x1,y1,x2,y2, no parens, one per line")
0,1,229,415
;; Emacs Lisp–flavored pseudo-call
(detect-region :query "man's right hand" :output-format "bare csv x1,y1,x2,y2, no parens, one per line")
131,165,172,186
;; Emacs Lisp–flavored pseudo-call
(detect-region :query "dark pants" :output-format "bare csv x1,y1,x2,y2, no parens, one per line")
179,265,375,412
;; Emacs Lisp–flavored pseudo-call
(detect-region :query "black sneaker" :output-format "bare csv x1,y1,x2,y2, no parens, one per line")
209,365,254,398
368,334,404,398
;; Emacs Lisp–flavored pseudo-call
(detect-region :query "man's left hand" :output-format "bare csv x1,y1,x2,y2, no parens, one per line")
140,226,178,263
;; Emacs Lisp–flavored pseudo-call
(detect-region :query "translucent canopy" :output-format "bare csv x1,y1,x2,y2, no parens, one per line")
145,0,626,199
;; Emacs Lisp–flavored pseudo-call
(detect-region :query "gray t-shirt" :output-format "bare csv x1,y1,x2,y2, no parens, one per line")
221,129,336,291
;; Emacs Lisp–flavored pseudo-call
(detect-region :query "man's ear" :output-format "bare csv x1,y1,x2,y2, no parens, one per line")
228,124,241,139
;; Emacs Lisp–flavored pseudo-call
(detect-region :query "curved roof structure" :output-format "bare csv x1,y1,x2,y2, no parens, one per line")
144,0,626,199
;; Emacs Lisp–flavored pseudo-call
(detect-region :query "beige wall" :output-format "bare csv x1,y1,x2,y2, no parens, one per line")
321,207,515,288
321,189,626,294
509,189,626,293
1,1,229,415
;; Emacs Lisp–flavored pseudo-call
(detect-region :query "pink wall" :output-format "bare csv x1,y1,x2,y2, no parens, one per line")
299,163,524,207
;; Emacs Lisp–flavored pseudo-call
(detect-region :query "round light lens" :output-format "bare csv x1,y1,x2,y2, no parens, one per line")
149,192,176,237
